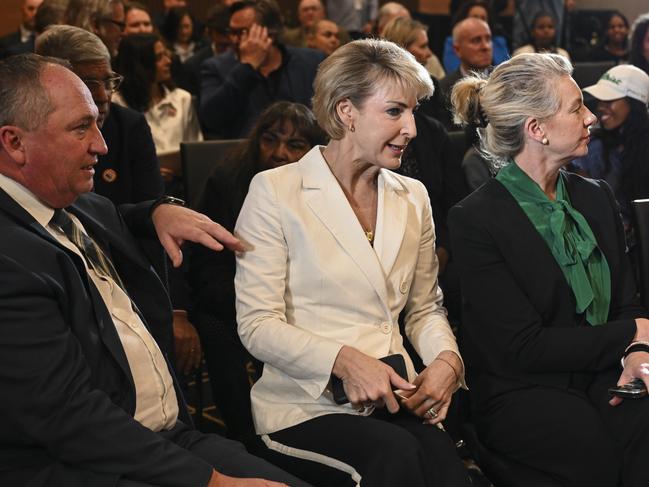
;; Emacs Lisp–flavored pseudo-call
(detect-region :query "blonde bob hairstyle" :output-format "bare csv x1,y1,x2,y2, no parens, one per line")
381,17,428,52
451,52,572,168
312,38,434,140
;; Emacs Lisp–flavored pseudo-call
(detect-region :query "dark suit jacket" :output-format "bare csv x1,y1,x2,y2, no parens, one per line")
199,45,324,139
180,44,215,96
0,30,21,48
0,191,213,487
449,172,646,410
407,112,469,252
98,103,164,205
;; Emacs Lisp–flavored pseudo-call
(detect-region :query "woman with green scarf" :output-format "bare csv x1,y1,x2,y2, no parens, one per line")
448,52,649,487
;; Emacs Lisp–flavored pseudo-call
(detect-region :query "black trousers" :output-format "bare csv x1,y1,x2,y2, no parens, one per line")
260,411,472,487
475,367,649,487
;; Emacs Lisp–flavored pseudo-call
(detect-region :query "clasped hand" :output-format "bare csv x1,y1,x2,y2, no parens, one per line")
332,347,458,424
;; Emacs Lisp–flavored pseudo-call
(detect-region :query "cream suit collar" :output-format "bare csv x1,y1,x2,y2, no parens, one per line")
299,146,409,312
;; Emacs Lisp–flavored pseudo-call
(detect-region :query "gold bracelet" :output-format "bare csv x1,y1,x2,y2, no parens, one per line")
435,356,460,382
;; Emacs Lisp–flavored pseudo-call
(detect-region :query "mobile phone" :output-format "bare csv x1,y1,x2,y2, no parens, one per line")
608,378,648,399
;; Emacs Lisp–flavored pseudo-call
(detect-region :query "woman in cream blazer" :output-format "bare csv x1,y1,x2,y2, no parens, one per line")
235,39,470,487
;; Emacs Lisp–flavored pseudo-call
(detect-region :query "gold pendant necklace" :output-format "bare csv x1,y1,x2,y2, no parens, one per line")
365,229,374,244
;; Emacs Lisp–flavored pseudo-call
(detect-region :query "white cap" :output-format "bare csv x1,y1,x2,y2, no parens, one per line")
583,64,649,105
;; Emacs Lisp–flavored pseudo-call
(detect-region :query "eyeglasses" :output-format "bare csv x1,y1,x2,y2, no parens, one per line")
81,73,124,94
99,17,126,32
226,27,249,38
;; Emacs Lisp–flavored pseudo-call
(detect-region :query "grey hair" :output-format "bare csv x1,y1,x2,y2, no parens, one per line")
36,24,110,64
312,38,433,140
451,52,573,169
0,54,72,131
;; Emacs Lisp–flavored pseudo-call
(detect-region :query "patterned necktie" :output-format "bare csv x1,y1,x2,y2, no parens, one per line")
51,209,127,292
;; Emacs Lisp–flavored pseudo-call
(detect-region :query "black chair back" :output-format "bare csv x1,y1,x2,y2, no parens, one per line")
180,139,245,208
633,199,649,309
572,61,615,89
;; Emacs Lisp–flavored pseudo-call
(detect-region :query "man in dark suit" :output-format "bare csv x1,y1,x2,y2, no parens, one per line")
0,53,307,487
199,0,324,139
0,0,41,56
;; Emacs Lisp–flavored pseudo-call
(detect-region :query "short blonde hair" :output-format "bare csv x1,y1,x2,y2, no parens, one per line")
312,38,433,140
451,52,572,168
381,17,427,51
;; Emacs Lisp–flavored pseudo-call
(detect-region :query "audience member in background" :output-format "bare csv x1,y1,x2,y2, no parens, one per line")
200,0,324,139
181,3,232,96
189,101,326,449
629,13,649,77
234,38,471,487
163,7,204,63
375,1,408,35
65,0,125,58
382,17,446,124
376,2,444,80
513,11,570,60
438,17,493,129
570,65,649,267
153,0,187,31
443,0,509,73
36,26,163,206
512,0,572,50
589,11,629,64
449,51,649,487
114,34,203,164
0,0,43,56
282,0,325,47
124,1,154,35
306,19,340,56
326,0,376,39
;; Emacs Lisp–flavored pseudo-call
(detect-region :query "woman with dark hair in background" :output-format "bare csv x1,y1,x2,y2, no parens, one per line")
114,33,202,161
513,11,570,60
570,64,649,267
590,11,629,64
443,0,510,72
629,13,649,76
188,101,327,449
163,6,204,62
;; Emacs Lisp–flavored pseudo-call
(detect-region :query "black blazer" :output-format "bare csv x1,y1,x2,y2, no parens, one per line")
0,191,212,487
97,103,164,205
449,172,646,409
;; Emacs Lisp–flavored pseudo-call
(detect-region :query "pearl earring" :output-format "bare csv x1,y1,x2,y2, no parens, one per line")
542,137,549,145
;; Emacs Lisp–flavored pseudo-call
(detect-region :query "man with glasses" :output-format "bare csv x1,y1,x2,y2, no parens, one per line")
200,0,324,139
36,25,162,205
94,0,126,58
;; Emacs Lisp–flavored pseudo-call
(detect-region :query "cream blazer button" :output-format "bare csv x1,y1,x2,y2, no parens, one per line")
380,322,392,334
399,281,409,294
